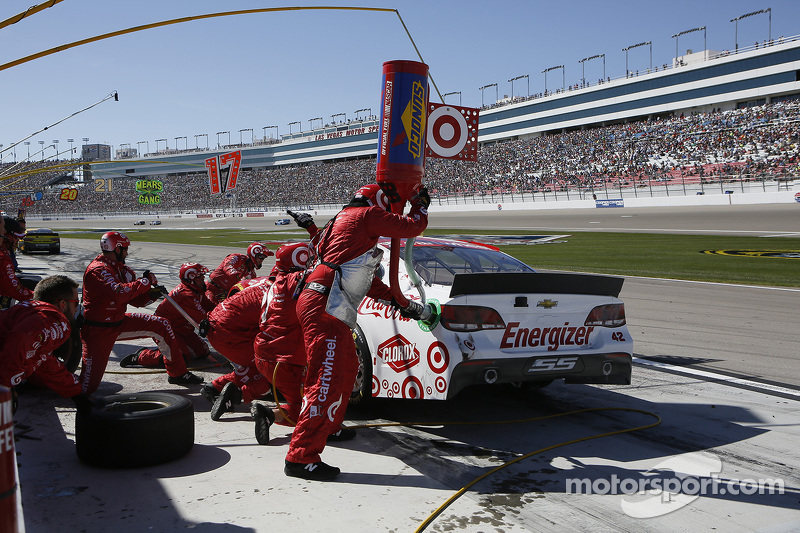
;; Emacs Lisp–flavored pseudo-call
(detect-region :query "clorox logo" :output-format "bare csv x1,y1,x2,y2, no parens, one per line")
401,80,426,159
378,334,420,372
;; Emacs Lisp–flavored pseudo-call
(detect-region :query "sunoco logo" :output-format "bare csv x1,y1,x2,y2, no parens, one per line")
377,334,420,372
401,80,426,159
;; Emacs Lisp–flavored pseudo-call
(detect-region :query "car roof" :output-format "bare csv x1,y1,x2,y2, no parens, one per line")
376,236,500,251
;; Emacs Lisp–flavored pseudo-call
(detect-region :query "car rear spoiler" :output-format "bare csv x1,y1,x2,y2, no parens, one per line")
449,272,624,298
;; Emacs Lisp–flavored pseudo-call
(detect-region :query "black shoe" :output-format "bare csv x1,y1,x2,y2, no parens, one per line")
200,384,220,404
119,348,146,368
211,383,242,421
327,427,357,442
250,402,275,445
168,372,204,385
284,460,340,481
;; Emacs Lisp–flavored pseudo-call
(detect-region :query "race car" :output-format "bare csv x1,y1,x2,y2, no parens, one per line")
20,228,60,254
134,220,145,225
350,236,632,404
274,218,291,225
150,220,162,225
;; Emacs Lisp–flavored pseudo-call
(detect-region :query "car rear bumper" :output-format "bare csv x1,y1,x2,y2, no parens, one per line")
447,352,632,398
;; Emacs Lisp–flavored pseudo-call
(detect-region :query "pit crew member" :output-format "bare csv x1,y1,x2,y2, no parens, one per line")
285,184,431,480
78,231,203,394
121,263,216,368
205,242,273,302
0,275,83,411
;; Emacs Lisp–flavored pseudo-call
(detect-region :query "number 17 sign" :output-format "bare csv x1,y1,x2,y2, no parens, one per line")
205,150,242,195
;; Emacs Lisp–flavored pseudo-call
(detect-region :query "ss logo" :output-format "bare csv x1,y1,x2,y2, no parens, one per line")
529,356,578,372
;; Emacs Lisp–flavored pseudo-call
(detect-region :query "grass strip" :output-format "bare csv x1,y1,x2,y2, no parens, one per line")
58,228,800,288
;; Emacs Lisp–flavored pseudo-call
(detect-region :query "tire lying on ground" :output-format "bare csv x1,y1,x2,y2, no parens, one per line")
76,392,194,468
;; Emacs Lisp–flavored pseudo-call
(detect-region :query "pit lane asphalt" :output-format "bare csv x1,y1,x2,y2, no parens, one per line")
12,203,800,532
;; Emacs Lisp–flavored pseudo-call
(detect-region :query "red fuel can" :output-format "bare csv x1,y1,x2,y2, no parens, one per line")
376,60,429,207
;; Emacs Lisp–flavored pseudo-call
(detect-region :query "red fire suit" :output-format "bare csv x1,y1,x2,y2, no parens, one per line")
79,253,188,394
0,247,33,302
253,270,307,425
0,300,81,397
205,254,257,302
286,202,427,465
136,282,216,367
206,278,271,402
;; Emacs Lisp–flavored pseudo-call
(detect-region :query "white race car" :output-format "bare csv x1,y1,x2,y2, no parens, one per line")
351,236,632,404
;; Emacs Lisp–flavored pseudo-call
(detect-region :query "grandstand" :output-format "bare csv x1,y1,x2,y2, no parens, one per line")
2,35,799,216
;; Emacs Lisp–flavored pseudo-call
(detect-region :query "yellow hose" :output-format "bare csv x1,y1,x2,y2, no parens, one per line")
346,406,662,533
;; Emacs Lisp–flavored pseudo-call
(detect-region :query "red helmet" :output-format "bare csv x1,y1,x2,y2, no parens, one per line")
100,231,130,251
354,184,390,210
273,242,310,273
247,242,272,263
179,263,209,283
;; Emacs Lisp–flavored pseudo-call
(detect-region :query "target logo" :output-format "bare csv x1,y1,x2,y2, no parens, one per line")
402,376,424,399
426,103,479,161
427,342,450,374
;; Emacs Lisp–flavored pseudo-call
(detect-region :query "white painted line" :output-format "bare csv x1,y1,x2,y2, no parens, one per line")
625,275,800,292
633,357,800,399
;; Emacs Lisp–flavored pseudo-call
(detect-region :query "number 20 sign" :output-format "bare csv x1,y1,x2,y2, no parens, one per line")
205,150,242,195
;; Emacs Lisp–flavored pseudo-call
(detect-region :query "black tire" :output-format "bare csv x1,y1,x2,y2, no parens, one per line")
76,392,194,468
349,325,372,407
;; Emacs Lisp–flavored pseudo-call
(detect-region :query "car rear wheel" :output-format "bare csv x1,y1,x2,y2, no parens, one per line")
349,326,372,407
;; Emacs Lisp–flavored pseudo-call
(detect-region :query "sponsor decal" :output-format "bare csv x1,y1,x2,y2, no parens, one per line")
702,250,800,259
380,80,393,157
500,322,595,351
401,80,426,159
402,376,424,399
427,342,449,374
537,299,558,309
357,298,414,322
327,395,342,422
378,335,420,372
318,337,336,402
795,191,800,202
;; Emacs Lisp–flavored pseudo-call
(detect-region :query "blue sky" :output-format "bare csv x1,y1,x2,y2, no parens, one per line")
2,0,798,160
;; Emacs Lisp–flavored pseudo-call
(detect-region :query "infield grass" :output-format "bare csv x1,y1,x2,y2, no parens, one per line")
58,227,800,288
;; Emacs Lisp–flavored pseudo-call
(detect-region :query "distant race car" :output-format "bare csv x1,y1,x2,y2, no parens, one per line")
20,228,60,254
274,218,291,225
350,236,632,404
134,220,145,225
150,220,162,225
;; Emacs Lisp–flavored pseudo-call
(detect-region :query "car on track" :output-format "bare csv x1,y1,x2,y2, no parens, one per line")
274,218,291,225
150,220,162,225
350,236,632,404
134,220,146,225
19,228,60,254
